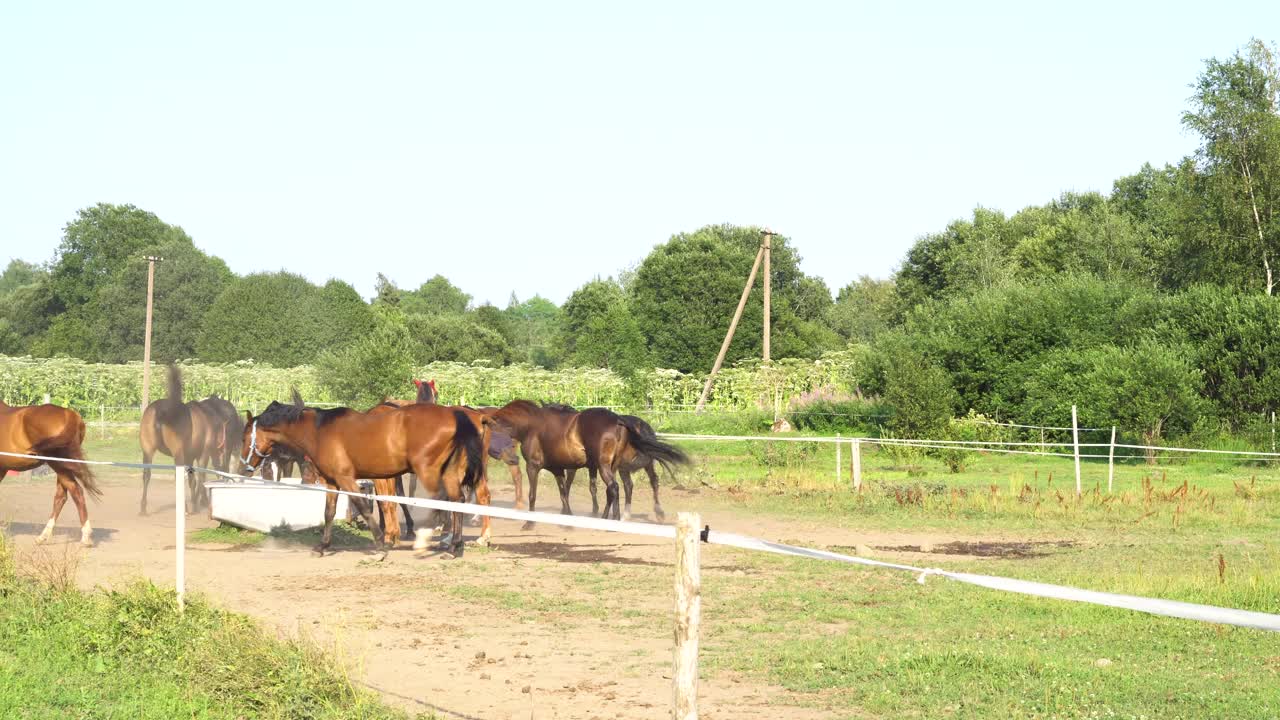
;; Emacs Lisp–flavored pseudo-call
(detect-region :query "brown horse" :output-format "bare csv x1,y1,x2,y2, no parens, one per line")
240,395,486,558
196,395,241,474
558,409,670,521
139,365,201,515
0,400,101,546
491,400,688,524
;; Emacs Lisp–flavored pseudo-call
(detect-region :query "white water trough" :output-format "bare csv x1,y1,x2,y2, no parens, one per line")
206,477,372,533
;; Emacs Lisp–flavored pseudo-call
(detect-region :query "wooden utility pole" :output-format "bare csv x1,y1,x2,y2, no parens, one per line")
762,229,774,362
140,256,162,411
694,244,766,412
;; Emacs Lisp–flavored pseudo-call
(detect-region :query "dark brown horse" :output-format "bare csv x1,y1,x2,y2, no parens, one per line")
196,395,241,474
139,365,205,515
240,395,486,558
0,400,101,546
491,400,688,524
557,409,671,521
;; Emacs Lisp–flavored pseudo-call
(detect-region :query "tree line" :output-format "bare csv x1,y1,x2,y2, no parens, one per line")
2,39,1279,440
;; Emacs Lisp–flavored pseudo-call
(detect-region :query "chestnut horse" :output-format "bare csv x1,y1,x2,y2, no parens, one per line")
240,396,487,558
491,400,688,524
0,400,101,546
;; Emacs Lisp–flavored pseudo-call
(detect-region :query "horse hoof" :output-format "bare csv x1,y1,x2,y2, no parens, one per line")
520,521,536,531
34,535,48,545
621,511,632,523
375,550,389,562
311,547,327,558
438,552,456,561
80,539,94,548
474,535,490,548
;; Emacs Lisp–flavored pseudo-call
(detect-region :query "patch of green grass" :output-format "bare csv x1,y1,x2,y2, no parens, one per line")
0,534,430,719
190,523,265,546
699,548,1280,719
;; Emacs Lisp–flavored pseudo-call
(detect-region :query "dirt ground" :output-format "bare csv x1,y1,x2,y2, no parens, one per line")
0,465,979,720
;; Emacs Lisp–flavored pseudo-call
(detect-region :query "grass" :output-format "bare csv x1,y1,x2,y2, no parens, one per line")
191,523,267,546
0,534,430,720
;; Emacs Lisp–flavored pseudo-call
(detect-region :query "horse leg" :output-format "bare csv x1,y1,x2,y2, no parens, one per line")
395,475,415,538
559,468,576,515
619,468,635,522
473,475,492,546
589,466,602,517
139,449,154,516
646,462,665,522
375,478,400,547
36,472,68,544
508,459,525,510
552,469,569,515
601,465,621,521
521,461,541,531
55,465,92,547
336,476,386,560
316,490,339,557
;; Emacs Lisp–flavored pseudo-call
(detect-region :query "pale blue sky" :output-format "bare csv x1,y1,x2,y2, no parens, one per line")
2,1,1276,305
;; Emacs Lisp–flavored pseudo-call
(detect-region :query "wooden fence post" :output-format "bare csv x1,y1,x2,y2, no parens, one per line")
673,513,702,720
852,439,862,492
835,433,841,485
1107,426,1116,493
175,465,186,613
1072,405,1082,497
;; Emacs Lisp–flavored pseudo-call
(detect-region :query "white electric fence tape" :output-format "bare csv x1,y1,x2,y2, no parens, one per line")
5,450,1278,633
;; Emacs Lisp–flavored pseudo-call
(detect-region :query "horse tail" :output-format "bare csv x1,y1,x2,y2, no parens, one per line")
166,363,183,404
33,412,102,500
441,410,484,491
620,416,689,477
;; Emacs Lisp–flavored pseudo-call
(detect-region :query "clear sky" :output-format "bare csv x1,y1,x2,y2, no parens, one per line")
2,1,1276,305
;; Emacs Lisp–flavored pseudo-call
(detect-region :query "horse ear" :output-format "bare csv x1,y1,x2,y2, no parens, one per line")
244,410,253,423
291,388,304,407
413,378,421,388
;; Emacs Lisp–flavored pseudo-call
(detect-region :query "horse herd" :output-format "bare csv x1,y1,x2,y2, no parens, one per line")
0,366,689,559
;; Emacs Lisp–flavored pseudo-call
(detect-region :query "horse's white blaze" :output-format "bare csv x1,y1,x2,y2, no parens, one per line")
36,518,55,543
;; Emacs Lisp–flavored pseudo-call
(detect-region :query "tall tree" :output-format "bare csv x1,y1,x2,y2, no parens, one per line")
1183,38,1280,294
503,294,564,368
828,276,895,343
561,278,650,375
401,274,471,316
630,224,840,372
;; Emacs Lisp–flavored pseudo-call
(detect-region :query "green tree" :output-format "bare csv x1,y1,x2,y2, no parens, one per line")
503,294,564,368
1023,341,1206,448
879,342,959,439
828,276,895,343
315,308,416,408
561,278,650,375
0,260,42,298
401,275,471,316
404,313,511,365
630,224,839,372
91,241,233,362
1183,38,1280,294
198,272,326,367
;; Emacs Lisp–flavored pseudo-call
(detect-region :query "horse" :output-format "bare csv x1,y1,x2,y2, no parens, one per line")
0,400,102,546
240,394,487,558
139,364,206,515
409,380,524,509
490,400,688,524
550,405,671,521
196,395,241,475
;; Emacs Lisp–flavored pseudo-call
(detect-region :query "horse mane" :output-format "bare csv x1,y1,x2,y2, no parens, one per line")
257,400,305,427
314,407,354,426
540,401,577,413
